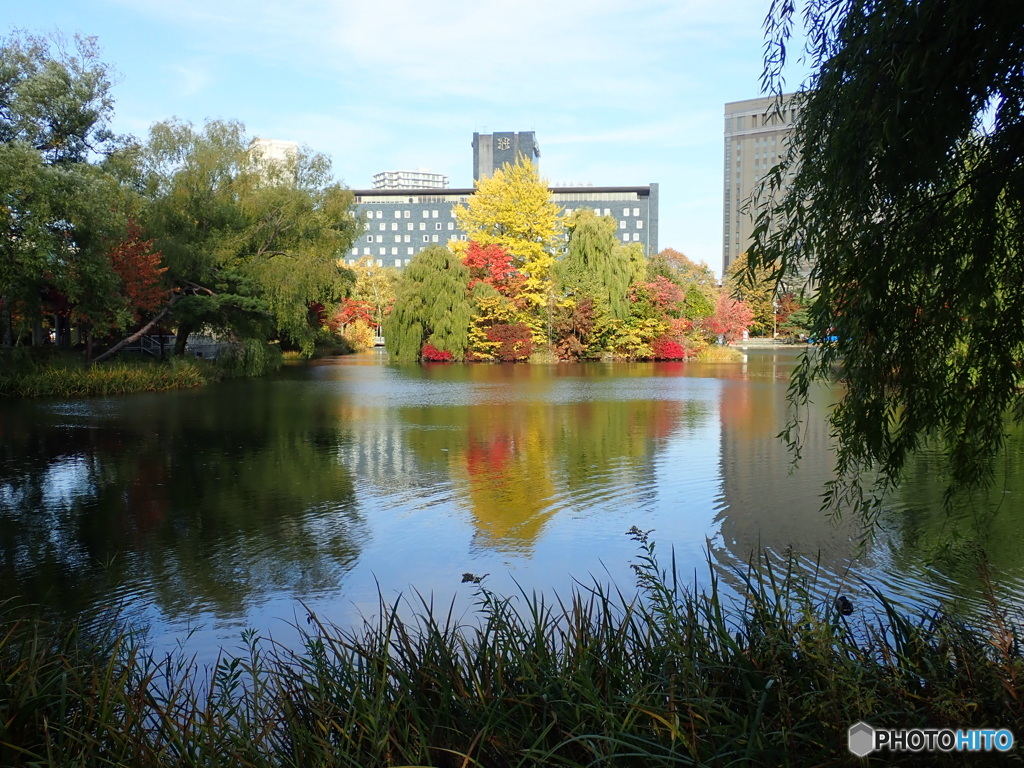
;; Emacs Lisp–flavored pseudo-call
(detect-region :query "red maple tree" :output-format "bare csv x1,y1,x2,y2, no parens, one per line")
109,221,169,322
461,242,525,299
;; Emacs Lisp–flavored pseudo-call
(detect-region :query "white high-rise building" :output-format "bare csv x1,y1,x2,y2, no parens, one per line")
248,138,299,183
373,169,449,190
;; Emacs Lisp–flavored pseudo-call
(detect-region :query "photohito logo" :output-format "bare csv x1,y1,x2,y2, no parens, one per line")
848,721,1014,756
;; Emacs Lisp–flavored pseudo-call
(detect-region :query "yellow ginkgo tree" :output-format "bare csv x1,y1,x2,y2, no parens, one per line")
453,157,564,310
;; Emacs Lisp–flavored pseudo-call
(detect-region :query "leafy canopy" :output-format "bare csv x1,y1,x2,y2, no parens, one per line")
752,0,1024,523
453,157,563,308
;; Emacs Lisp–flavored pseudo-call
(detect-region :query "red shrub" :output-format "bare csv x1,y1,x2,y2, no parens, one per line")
486,323,533,362
650,336,691,360
421,343,455,362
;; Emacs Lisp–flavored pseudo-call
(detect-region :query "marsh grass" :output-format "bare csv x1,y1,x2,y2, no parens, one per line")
695,345,745,363
2,536,1022,766
0,358,214,398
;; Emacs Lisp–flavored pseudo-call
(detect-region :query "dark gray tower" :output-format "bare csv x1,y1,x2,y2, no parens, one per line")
472,131,540,181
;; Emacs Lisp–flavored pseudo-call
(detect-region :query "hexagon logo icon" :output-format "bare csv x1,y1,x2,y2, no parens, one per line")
848,721,875,757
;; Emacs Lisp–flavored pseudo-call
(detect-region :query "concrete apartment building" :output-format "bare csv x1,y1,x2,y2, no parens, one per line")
373,169,449,189
248,137,299,178
346,131,658,268
723,95,800,273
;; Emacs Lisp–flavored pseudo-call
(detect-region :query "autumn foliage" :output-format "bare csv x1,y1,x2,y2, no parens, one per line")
109,222,169,322
461,242,525,300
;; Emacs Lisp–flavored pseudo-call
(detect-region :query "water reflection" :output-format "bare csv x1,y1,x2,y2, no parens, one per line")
1,349,1020,659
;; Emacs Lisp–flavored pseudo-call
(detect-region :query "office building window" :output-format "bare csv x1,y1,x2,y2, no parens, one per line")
636,220,643,229
407,247,414,255
619,221,626,229
603,208,610,216
404,210,410,218
632,233,639,241
376,259,383,266
407,223,413,230
366,235,373,243
351,248,358,256
395,259,401,267
394,211,402,219
378,223,386,231
419,223,426,230
423,235,429,242
422,211,430,218
633,207,639,216
431,210,438,218
394,235,401,243
623,207,630,216
378,249,385,256
431,234,438,242
593,208,601,215
391,222,398,231
435,223,441,230
622,234,629,242
391,247,398,255
376,211,383,219
447,222,454,230
404,235,410,243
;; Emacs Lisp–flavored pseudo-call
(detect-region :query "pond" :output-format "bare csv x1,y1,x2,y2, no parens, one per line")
2,347,1022,661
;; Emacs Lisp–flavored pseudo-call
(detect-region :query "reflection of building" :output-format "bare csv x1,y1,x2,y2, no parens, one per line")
723,95,800,273
348,184,658,267
713,365,862,568
473,131,540,181
373,169,449,189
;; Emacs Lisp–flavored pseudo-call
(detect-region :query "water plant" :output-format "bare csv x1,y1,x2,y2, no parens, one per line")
1,539,1021,766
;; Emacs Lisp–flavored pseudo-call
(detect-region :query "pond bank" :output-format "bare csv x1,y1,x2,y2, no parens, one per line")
3,541,1020,767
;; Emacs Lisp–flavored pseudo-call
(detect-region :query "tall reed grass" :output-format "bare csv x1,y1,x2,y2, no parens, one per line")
0,358,213,398
2,535,1021,766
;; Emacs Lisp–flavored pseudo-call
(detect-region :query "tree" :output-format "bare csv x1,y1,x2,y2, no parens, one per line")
753,0,1024,521
453,158,562,308
725,251,776,336
383,245,471,362
707,294,754,344
132,119,359,356
558,209,647,322
347,256,398,330
0,31,123,347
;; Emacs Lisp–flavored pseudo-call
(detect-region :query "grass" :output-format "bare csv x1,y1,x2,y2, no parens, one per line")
0,357,214,398
2,534,1022,766
696,345,745,363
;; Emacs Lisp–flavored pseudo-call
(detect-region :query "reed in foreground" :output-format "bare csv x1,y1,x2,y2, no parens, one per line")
2,536,1022,766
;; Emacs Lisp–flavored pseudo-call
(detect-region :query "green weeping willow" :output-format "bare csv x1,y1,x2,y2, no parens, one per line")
750,0,1024,526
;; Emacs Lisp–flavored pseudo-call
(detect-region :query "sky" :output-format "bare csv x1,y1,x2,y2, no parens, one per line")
7,0,809,277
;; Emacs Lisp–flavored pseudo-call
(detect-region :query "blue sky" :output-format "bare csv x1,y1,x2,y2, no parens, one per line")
8,0,808,276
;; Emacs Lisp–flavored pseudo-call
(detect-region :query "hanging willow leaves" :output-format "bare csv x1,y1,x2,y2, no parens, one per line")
750,0,1024,525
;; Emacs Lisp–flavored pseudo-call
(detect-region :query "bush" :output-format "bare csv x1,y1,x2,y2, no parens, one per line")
420,343,454,362
650,336,692,360
486,322,533,362
216,339,283,378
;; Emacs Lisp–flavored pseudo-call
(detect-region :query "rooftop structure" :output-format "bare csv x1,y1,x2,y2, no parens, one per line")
472,131,540,181
373,169,449,190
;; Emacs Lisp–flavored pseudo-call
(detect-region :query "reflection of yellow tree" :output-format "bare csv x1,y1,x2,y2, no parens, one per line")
454,403,557,552
400,391,684,553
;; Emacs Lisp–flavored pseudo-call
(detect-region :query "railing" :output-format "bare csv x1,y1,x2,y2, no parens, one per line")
123,334,176,359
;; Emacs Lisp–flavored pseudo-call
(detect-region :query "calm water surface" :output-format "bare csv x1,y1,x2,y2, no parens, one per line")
2,348,1022,660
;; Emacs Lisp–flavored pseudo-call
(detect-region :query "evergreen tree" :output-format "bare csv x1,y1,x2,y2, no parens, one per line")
383,246,471,362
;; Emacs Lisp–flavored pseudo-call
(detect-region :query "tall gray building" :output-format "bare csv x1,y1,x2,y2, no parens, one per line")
723,94,801,273
472,131,540,181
